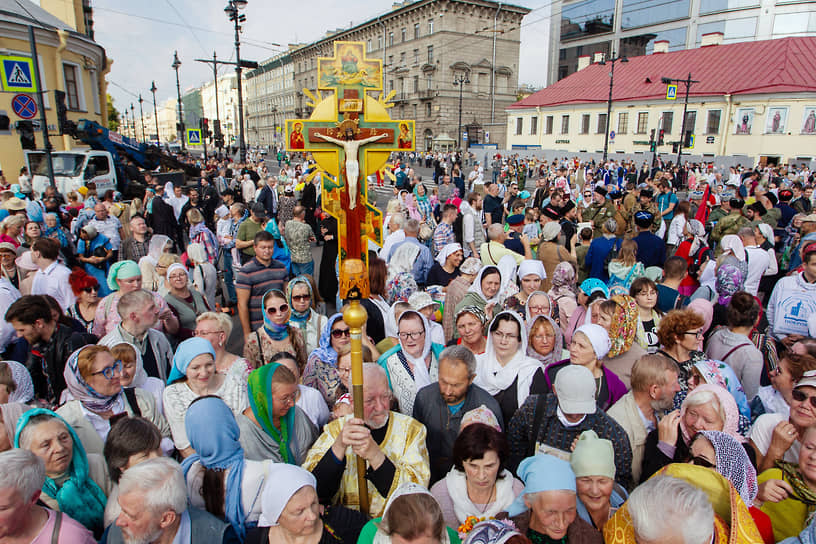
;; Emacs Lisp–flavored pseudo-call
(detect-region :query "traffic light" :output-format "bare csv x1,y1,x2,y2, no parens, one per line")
672,143,679,153
650,128,655,143
17,120,35,150
201,118,211,139
658,129,665,146
683,130,693,148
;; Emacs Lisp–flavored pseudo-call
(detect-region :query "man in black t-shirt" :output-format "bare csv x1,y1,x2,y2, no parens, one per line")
483,182,504,226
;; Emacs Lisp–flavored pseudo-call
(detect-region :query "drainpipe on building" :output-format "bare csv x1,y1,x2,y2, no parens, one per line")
55,30,71,151
490,2,502,127
720,94,731,157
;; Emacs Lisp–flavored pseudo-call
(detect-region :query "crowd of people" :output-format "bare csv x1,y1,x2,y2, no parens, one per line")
1,150,816,544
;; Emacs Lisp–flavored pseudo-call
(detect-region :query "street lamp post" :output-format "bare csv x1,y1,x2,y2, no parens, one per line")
599,52,628,163
172,51,185,151
138,94,146,142
661,73,700,176
225,0,248,163
150,81,159,143
130,104,135,139
453,72,470,152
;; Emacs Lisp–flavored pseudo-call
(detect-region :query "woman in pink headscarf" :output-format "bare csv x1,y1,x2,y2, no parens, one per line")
687,298,714,348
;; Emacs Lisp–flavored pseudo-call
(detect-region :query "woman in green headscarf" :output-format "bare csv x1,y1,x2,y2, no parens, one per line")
236,362,317,464
14,408,111,537
286,275,327,355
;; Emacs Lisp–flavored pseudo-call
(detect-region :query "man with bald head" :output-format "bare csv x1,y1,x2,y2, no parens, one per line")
303,363,430,517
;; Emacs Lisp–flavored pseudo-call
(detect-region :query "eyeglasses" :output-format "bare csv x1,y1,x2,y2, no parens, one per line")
682,330,704,339
194,329,222,337
337,366,351,375
688,455,715,469
636,290,657,297
331,328,351,338
533,334,556,341
91,360,123,379
528,305,550,314
266,304,289,316
493,331,519,341
398,330,425,340
82,286,99,293
792,388,816,409
291,294,311,302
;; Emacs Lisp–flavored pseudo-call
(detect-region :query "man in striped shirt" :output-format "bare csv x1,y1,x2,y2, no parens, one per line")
236,230,288,337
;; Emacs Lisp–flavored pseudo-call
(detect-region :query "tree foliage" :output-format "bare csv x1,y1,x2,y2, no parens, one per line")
107,94,120,131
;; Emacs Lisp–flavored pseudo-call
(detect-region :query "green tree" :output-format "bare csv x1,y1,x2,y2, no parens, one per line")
107,94,120,131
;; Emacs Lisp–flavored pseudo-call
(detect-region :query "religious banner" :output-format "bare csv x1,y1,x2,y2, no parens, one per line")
285,41,415,299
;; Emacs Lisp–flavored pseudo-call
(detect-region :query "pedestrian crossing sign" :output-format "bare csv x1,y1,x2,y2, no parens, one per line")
186,128,202,145
666,84,677,100
0,56,37,92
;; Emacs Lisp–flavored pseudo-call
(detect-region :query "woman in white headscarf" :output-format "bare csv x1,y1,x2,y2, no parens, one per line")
138,234,172,292
454,265,503,323
475,311,547,424
378,309,445,415
504,259,546,315
0,359,34,404
246,463,368,544
187,242,218,309
426,242,463,289
718,234,748,289
386,243,420,304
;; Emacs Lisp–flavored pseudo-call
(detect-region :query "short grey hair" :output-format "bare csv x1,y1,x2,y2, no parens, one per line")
439,345,477,377
390,214,405,228
404,218,420,234
487,223,505,241
118,457,188,515
362,362,388,388
603,218,618,234
628,475,713,544
196,311,233,337
0,449,45,501
118,289,155,320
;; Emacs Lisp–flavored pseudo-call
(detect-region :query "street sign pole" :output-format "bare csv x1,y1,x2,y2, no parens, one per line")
27,25,54,189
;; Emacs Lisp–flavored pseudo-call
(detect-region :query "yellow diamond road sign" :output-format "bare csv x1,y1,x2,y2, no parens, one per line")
0,56,37,92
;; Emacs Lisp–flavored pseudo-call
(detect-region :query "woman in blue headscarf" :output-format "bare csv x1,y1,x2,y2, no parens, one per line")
287,275,327,355
302,313,350,406
163,337,248,457
183,395,272,540
14,408,111,537
413,183,434,226
243,289,307,371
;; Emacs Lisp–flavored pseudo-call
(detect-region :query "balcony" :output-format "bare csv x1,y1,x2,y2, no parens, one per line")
418,89,438,100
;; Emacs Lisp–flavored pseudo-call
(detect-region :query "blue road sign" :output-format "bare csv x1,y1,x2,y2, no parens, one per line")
666,84,677,100
610,130,616,140
11,94,36,119
1,57,36,92
186,128,202,145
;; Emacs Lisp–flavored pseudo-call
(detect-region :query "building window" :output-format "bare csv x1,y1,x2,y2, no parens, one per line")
597,113,607,134
367,39,372,52
426,103,432,117
683,111,696,134
63,64,80,110
706,110,721,134
311,58,315,69
545,115,554,134
413,75,419,93
429,19,434,34
530,116,538,135
388,55,394,67
389,80,394,92
427,45,434,64
413,49,419,65
561,115,570,134
414,23,420,39
400,52,406,66
389,32,394,46
636,112,648,133
516,117,523,135
559,49,567,60
413,104,417,118
617,112,628,134
378,35,383,49
581,114,590,134
401,28,406,42
661,112,674,133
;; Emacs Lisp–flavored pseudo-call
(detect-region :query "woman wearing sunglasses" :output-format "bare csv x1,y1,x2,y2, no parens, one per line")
286,275,326,355
56,345,170,456
243,289,307,372
67,267,101,334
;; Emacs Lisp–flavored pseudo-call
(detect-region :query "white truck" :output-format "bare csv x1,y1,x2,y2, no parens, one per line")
25,149,117,197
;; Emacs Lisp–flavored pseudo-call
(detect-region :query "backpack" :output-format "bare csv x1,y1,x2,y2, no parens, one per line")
688,245,711,280
603,238,622,273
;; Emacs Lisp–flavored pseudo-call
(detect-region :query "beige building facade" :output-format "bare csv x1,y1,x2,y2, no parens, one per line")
253,0,529,151
245,51,295,149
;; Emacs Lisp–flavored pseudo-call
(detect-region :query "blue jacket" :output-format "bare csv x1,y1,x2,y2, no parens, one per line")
585,236,620,283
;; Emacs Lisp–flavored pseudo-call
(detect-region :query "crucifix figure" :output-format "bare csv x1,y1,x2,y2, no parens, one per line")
313,128,388,209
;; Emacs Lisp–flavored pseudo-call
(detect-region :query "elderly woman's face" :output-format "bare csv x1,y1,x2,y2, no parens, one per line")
683,400,723,435
526,489,577,541
85,350,122,398
337,353,352,389
25,222,40,239
44,215,57,228
117,274,142,293
167,268,188,291
575,476,614,513
531,320,556,357
596,309,613,329
569,332,597,368
119,354,138,388
277,486,321,537
186,354,215,385
399,315,426,359
463,450,501,491
799,428,816,485
521,274,542,296
265,295,290,326
770,359,795,405
26,420,73,477
481,272,501,299
790,385,816,429
271,381,298,420
492,319,520,361
456,313,483,345
290,283,311,314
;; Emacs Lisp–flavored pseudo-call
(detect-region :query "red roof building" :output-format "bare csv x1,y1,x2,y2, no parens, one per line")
505,37,816,164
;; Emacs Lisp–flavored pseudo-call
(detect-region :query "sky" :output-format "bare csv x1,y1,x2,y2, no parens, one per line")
90,0,551,115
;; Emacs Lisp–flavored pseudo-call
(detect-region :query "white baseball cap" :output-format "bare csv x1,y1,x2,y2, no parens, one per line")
554,365,597,415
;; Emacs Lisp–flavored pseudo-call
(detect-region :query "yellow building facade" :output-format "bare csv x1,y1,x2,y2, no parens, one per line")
0,0,108,176
506,37,816,165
